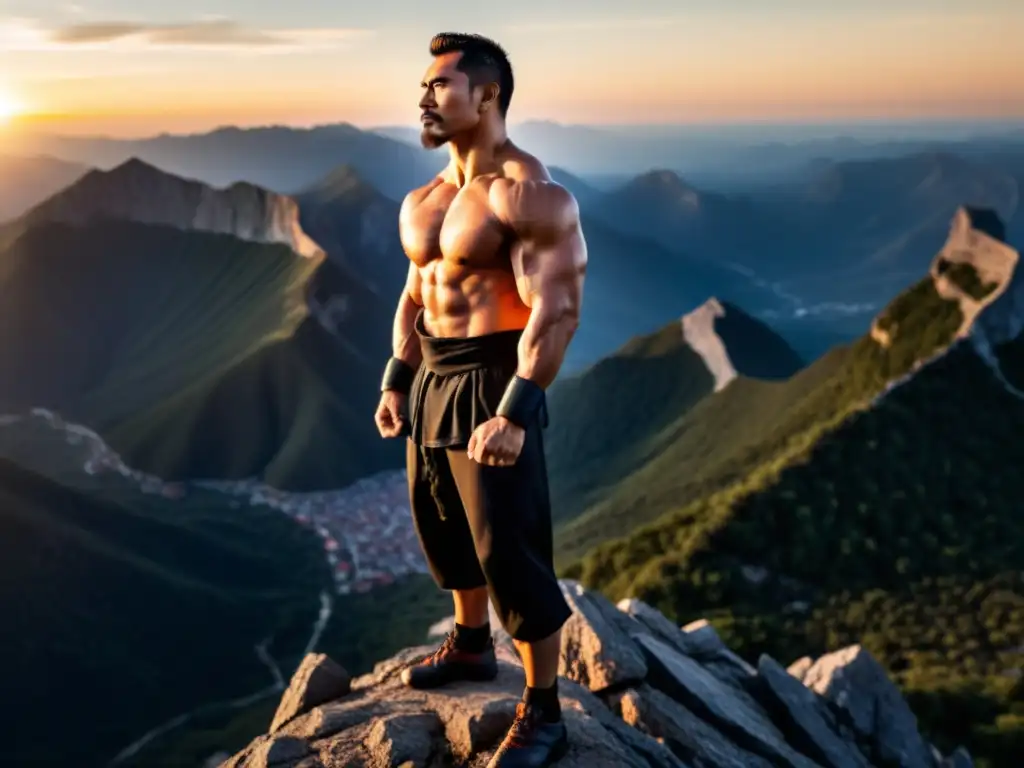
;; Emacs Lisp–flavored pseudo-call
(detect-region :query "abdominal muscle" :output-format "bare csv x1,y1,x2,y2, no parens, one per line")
418,259,531,338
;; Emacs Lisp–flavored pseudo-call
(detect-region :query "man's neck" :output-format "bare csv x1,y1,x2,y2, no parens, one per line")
447,119,509,187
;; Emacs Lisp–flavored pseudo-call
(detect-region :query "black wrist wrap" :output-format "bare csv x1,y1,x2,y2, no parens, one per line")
381,357,415,394
495,375,546,428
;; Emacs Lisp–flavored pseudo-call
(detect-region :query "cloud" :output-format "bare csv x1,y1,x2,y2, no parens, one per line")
0,17,372,53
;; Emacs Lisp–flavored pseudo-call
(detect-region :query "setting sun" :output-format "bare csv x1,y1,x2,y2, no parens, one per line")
0,87,24,124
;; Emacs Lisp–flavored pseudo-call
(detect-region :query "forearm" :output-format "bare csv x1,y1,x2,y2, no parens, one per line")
391,292,423,369
516,301,579,390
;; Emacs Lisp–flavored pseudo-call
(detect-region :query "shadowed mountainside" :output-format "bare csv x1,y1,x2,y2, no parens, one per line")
555,208,1024,764
546,299,804,528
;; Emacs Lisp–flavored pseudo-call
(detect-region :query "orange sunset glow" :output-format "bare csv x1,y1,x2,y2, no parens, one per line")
1,2,1021,137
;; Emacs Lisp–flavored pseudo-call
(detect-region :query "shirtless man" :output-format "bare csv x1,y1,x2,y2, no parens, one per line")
374,32,586,768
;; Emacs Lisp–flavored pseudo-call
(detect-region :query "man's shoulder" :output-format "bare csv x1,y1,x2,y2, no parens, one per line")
489,174,579,233
500,149,551,183
401,175,446,209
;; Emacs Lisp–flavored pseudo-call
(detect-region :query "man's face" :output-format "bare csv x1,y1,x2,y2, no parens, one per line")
418,52,481,149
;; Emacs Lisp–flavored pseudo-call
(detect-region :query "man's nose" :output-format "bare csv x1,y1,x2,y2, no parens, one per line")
419,90,435,109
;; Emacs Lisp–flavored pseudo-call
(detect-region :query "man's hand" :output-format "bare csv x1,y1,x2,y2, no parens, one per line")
467,416,526,466
375,390,408,438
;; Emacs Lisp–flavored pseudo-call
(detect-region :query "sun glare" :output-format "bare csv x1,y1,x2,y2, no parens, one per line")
0,87,24,124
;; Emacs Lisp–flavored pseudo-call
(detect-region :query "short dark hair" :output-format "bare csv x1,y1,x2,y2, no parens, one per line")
429,32,514,117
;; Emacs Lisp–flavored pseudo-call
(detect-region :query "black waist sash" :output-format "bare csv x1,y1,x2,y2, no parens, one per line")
409,311,545,447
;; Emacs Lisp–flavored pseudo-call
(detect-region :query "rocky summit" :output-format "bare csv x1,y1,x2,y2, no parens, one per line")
220,581,971,768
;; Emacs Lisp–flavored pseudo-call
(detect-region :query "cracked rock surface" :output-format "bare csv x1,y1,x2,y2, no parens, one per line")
221,580,972,768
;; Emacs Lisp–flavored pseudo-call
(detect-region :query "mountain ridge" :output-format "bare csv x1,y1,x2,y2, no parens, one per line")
0,160,405,491
546,299,803,531
15,123,444,200
3,156,324,259
560,207,1024,763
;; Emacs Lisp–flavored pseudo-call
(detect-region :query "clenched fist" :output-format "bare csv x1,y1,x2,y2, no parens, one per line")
467,416,525,466
375,390,408,438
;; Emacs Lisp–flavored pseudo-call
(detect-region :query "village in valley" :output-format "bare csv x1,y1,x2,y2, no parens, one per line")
24,408,430,595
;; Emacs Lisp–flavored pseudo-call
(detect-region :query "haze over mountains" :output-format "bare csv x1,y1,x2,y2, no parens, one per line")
0,153,88,222
2,119,1024,766
10,120,1023,361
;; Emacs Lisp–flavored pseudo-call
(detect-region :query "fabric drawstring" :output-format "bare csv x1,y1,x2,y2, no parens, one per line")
420,444,446,521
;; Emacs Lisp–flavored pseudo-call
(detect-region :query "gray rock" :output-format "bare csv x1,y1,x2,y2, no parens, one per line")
559,580,648,691
271,654,352,734
617,598,703,657
680,620,757,678
679,620,731,659
617,601,756,699
757,654,871,768
559,678,690,768
224,735,315,768
224,581,965,768
364,712,442,766
941,746,974,768
633,634,819,767
259,656,665,767
615,684,772,767
803,645,934,768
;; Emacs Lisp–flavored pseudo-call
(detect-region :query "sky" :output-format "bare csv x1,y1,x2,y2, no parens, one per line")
1,0,1022,137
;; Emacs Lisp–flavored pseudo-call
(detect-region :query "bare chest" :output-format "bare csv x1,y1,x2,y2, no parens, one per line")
400,186,511,270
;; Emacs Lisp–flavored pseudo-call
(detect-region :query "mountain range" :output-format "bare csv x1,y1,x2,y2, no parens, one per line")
13,123,444,201
557,206,1024,763
0,158,406,492
10,122,1023,363
0,153,88,222
1,124,1023,766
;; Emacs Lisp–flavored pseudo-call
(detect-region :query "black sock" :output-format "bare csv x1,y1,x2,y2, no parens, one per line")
453,622,490,653
524,682,561,722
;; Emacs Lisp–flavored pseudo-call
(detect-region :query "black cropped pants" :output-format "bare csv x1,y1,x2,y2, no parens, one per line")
406,431,570,643
404,311,571,643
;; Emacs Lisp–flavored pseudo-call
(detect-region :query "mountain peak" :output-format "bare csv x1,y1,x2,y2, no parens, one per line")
957,205,1007,242
633,168,691,191
617,169,703,212
681,298,803,391
871,207,1020,380
223,580,950,768
299,164,379,205
934,207,1021,348
681,298,735,391
107,155,165,177
18,158,324,259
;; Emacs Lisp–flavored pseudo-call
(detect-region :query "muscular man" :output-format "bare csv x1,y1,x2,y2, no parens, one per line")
374,32,586,768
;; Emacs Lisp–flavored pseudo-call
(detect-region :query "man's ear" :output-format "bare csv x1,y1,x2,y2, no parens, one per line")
479,82,500,113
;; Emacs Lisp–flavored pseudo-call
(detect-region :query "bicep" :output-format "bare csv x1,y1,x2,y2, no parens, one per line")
512,225,586,312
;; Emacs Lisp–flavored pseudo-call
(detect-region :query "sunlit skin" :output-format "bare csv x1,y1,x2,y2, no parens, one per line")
374,48,588,692
375,49,588,466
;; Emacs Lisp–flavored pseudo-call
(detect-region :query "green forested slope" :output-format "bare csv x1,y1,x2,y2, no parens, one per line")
559,265,1024,764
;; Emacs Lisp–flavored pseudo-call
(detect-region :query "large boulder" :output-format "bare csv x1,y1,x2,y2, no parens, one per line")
270,653,352,734
221,581,971,768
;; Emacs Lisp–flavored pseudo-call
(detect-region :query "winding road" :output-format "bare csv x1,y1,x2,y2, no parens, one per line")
107,589,334,766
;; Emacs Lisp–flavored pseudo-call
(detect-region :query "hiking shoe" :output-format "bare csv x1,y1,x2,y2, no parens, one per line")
400,631,499,689
486,701,569,767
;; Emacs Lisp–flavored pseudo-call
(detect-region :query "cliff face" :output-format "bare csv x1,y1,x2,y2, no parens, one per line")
18,157,323,259
220,581,971,768
681,297,805,391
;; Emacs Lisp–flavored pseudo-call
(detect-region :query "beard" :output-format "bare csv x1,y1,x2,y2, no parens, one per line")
417,115,450,148
419,120,449,149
